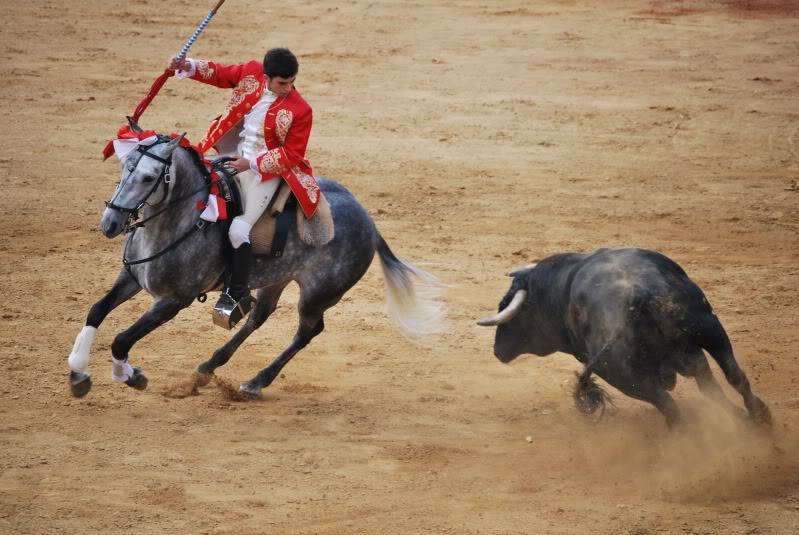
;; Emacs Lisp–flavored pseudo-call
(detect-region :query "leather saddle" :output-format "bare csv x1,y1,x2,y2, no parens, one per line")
211,158,296,258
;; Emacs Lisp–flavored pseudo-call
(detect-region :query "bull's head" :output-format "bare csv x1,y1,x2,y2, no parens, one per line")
477,263,560,363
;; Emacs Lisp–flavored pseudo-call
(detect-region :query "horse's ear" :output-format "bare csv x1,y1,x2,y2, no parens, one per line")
164,132,187,152
127,116,144,134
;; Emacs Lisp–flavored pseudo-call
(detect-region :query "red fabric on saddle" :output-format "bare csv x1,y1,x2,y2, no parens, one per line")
202,157,228,220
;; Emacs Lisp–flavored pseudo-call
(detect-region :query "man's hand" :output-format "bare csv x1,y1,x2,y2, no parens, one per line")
227,157,251,173
167,55,191,72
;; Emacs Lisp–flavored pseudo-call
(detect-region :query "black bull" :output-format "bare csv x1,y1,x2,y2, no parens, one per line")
478,248,771,428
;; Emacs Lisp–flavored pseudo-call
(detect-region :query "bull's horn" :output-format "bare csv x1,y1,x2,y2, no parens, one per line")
508,264,537,277
477,290,527,326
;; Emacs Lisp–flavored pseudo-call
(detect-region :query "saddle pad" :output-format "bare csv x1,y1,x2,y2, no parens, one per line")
250,183,335,255
250,181,291,255
296,193,335,247
250,214,278,255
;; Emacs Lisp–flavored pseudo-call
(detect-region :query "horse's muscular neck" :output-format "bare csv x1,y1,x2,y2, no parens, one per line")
137,149,205,239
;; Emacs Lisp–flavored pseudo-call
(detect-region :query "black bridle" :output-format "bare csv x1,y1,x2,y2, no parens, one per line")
104,138,230,269
105,138,175,223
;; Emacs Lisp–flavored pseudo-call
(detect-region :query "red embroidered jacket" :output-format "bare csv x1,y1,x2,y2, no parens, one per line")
189,59,319,218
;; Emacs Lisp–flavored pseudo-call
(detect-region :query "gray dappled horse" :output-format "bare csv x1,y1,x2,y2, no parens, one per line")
67,126,447,398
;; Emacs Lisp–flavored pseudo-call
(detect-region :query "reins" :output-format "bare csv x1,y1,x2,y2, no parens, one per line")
106,140,175,221
105,140,227,269
123,219,207,267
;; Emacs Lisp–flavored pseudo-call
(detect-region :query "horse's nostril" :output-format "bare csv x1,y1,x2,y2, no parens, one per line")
107,222,118,235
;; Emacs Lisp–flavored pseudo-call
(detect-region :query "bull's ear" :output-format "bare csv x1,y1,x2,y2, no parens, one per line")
508,263,537,277
127,116,144,134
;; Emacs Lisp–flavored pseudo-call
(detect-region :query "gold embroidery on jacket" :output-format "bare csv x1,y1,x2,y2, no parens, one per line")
253,129,266,155
225,76,260,114
196,60,215,80
293,166,319,204
215,76,262,131
275,109,293,144
259,149,286,174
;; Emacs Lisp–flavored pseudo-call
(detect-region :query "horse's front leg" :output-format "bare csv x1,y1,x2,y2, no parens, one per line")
68,270,142,398
110,296,194,392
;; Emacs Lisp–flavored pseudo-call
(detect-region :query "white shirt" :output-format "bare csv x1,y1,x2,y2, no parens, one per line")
238,89,277,160
178,59,277,172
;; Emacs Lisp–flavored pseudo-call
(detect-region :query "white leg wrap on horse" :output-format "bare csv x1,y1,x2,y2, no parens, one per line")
112,358,135,383
228,218,252,249
68,326,97,373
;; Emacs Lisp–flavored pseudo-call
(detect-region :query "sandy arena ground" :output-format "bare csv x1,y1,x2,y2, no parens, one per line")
1,1,798,533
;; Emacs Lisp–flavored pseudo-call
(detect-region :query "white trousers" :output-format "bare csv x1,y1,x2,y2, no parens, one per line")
228,169,280,249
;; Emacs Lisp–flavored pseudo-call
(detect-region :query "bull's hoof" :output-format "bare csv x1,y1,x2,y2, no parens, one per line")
124,368,148,391
239,381,262,399
750,400,773,427
69,371,92,398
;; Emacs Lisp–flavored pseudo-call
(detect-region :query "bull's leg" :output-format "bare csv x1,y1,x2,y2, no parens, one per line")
677,350,746,417
597,365,682,429
646,389,681,429
196,283,289,381
698,319,772,425
625,384,681,430
110,297,193,391
239,292,340,397
68,270,142,398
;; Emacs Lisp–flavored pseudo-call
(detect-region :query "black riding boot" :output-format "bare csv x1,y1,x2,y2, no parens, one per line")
228,242,253,302
212,243,257,330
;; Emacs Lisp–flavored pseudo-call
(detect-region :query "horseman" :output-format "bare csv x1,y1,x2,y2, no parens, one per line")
167,47,319,321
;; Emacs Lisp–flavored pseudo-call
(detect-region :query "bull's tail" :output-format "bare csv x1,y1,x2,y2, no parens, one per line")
376,234,449,337
572,370,614,422
572,344,616,422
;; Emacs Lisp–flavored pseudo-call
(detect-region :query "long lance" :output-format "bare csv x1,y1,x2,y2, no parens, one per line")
176,0,226,63
102,0,227,159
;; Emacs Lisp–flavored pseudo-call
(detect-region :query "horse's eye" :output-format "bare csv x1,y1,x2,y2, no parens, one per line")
142,175,155,183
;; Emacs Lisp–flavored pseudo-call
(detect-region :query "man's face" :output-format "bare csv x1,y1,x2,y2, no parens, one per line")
266,75,296,97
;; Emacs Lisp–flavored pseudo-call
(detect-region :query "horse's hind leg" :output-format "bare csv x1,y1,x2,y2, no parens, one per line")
110,297,193,391
68,269,141,398
196,282,290,381
239,291,339,397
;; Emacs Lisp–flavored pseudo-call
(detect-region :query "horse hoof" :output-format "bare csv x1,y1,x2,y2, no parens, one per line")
192,371,214,388
69,372,92,398
239,382,262,398
124,368,148,391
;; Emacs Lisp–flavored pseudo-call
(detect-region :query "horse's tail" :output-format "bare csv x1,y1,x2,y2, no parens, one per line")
376,234,449,337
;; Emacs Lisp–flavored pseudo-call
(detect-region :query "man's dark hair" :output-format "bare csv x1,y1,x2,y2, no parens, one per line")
263,48,299,78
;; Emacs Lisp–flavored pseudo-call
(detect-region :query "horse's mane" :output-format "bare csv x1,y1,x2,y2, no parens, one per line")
176,143,213,182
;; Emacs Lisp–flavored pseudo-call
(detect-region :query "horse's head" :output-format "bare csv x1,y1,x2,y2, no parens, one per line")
101,118,186,238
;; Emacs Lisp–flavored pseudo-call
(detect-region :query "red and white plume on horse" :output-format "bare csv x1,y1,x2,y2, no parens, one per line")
112,130,159,160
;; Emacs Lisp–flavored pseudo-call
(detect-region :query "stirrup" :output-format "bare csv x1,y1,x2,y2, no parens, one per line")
212,292,256,330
